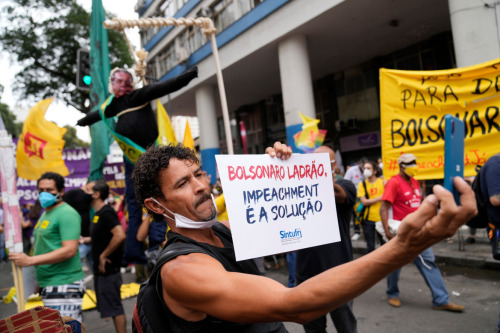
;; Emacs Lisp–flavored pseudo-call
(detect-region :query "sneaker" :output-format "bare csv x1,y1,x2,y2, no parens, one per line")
433,302,465,312
351,233,361,241
465,237,476,244
388,298,401,307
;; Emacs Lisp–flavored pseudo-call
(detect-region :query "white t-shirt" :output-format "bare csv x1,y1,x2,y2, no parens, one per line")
344,165,365,188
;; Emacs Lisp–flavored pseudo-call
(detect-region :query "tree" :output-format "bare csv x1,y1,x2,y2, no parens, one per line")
0,85,23,138
0,101,23,138
0,0,134,114
63,125,90,149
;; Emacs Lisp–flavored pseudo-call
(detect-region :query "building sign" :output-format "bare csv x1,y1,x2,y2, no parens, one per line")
339,131,381,152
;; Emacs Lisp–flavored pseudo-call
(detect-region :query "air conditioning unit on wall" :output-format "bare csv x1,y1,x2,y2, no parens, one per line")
197,7,212,18
176,47,189,63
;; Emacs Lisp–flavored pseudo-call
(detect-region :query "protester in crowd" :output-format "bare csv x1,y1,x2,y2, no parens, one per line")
472,153,500,330
344,159,366,241
377,157,383,177
130,142,475,332
379,153,464,312
63,187,94,272
137,208,168,277
24,201,43,255
85,180,127,333
77,67,198,266
295,145,357,333
20,204,34,255
466,227,477,244
357,160,385,253
213,184,229,222
9,172,85,321
0,201,5,262
0,218,3,262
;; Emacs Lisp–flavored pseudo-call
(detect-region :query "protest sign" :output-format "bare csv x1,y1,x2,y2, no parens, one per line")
380,58,500,180
216,153,339,261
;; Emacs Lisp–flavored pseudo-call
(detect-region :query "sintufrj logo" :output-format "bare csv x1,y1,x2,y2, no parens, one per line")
280,228,303,245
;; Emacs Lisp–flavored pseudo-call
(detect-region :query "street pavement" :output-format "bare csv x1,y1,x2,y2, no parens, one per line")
1,226,499,332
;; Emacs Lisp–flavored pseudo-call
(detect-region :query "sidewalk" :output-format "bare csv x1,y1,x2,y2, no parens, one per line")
351,225,500,269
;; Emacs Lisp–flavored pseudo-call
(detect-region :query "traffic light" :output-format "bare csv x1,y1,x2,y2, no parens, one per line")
76,48,91,90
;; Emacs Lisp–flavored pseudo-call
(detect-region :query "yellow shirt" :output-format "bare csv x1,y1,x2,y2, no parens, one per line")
357,178,385,222
215,193,229,222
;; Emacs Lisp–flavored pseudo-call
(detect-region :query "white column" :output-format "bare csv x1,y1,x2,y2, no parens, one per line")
278,35,315,151
449,0,500,67
195,85,220,183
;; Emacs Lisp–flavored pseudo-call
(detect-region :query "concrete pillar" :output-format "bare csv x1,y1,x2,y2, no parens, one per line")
278,34,316,152
449,0,500,67
195,85,220,184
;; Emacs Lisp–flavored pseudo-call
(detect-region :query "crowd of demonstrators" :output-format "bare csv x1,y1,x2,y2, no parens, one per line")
9,172,85,321
128,142,475,332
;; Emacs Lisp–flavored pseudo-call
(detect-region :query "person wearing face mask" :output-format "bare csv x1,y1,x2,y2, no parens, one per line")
85,180,127,333
379,153,464,312
357,160,385,253
9,172,85,321
63,187,95,272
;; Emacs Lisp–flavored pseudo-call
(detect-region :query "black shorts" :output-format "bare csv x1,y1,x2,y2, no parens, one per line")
94,272,124,318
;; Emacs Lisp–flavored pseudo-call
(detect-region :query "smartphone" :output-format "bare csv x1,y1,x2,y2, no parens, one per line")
443,114,464,205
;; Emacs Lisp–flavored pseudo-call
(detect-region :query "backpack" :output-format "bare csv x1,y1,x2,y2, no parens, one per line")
132,225,254,333
466,165,489,228
354,180,370,224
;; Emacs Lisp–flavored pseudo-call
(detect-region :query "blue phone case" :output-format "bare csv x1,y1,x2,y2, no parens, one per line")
443,114,464,205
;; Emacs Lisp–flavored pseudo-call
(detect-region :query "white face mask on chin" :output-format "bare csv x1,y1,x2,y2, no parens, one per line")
150,195,218,229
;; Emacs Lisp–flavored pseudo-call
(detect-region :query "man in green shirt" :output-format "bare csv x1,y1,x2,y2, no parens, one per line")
10,172,85,321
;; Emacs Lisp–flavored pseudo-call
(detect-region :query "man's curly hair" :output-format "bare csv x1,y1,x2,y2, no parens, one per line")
132,144,199,220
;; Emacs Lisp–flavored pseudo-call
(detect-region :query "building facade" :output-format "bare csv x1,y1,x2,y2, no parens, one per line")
133,0,500,181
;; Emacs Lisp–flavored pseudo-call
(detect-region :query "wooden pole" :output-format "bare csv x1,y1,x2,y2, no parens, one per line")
209,34,233,155
103,17,234,154
17,266,24,311
11,262,24,312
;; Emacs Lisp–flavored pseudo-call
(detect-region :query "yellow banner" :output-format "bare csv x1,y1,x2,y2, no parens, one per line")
156,99,178,146
380,58,500,180
182,120,195,151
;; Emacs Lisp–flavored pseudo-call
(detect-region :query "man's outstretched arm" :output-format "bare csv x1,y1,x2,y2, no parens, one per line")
76,67,198,127
131,66,198,105
161,177,476,324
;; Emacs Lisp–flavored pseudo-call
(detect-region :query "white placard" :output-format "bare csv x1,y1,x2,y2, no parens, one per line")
215,153,340,261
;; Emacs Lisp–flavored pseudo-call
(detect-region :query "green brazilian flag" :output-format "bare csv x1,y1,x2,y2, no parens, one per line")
88,0,114,181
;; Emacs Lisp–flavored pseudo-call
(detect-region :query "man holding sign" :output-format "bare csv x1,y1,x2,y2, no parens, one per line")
132,143,476,332
295,145,357,333
9,172,85,321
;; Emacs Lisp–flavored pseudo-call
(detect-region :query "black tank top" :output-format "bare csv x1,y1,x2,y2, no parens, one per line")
158,223,288,333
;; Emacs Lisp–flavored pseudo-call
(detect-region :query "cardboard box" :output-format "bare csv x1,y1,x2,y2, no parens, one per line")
12,320,70,333
0,307,63,333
